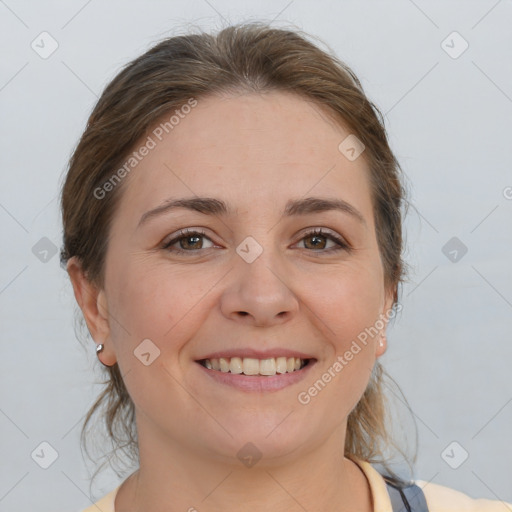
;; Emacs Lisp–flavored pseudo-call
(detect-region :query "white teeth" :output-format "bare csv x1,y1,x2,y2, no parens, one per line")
200,356,309,376
242,358,260,375
229,357,243,374
259,358,276,376
276,356,288,374
219,357,230,372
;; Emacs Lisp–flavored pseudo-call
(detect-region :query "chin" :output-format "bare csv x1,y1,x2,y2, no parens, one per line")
202,418,313,463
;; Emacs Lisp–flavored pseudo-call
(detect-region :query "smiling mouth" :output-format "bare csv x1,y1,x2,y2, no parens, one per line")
196,356,314,376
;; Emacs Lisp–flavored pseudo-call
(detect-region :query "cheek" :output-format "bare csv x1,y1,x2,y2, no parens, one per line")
106,259,221,352
305,263,385,347
299,264,382,407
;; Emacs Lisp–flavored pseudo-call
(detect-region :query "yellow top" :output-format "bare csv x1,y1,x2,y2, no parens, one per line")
80,459,512,512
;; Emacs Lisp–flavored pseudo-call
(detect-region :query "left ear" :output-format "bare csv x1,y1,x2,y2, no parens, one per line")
375,287,397,358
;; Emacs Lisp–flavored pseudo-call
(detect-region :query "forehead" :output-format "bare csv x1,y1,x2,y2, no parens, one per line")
115,91,373,224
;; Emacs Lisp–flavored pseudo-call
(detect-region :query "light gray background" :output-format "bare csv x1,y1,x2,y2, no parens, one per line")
1,1,511,511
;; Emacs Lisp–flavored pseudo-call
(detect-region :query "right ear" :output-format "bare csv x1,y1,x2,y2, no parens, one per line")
66,256,116,366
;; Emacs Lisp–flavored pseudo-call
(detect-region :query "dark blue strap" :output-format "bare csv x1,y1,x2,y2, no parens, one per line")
385,480,429,512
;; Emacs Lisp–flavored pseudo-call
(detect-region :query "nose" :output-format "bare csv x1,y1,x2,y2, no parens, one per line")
219,246,299,327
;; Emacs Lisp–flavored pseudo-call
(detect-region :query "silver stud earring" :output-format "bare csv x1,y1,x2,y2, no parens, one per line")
95,343,112,367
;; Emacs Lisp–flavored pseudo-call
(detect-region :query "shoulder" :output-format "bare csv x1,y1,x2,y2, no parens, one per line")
416,479,512,512
78,486,119,512
353,458,511,512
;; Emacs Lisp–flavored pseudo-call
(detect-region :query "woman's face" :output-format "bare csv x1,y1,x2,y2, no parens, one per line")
96,91,394,463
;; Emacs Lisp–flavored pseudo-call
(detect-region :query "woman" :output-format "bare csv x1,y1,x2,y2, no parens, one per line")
61,23,510,512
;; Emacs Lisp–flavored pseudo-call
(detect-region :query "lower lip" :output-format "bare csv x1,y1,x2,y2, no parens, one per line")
195,360,317,392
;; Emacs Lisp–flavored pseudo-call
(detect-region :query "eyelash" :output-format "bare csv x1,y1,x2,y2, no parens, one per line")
161,228,350,255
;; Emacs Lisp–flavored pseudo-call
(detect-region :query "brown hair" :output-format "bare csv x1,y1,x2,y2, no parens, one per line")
60,22,414,485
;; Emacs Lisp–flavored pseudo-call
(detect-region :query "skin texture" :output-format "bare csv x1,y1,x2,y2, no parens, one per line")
68,90,395,512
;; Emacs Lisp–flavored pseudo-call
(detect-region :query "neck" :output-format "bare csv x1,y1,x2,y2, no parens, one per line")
115,420,372,512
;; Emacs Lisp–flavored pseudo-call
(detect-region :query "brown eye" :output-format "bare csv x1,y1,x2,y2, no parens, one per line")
303,233,329,250
298,229,349,253
162,229,214,253
178,234,203,250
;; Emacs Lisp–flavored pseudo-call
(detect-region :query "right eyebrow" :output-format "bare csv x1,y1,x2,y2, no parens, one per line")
138,197,231,228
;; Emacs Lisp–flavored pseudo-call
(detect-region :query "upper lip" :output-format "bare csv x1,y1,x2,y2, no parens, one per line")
195,348,316,361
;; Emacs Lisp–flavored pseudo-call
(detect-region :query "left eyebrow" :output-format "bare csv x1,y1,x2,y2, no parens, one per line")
137,196,367,229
